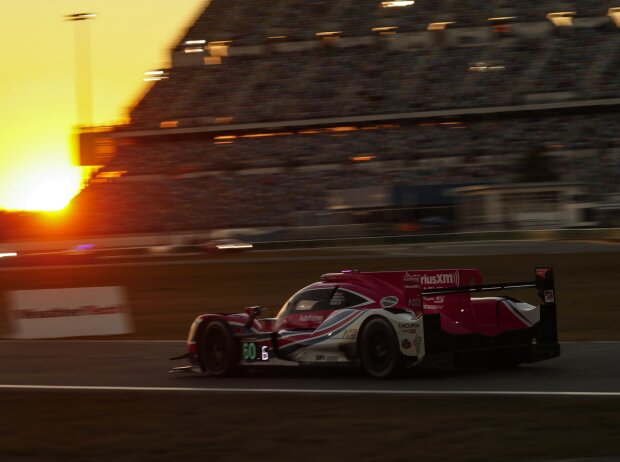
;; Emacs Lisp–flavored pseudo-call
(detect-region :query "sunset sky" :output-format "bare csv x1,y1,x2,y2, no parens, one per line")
0,0,206,211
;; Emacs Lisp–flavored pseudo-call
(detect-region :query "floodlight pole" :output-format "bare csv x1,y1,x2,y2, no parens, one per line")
66,13,97,128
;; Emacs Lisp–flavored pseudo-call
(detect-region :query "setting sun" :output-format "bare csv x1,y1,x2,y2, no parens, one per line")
2,167,85,212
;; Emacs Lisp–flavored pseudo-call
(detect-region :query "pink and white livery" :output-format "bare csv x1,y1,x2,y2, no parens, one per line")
171,267,560,378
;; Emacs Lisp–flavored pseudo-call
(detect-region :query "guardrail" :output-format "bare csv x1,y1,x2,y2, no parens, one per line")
252,228,620,250
2,227,619,254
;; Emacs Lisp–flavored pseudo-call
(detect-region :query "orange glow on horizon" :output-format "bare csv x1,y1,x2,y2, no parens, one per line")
0,1,207,215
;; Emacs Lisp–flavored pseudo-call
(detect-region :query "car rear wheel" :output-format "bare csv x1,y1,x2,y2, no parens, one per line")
198,320,239,377
359,317,403,379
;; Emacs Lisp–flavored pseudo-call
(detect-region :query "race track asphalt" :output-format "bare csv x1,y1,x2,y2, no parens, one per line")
0,340,618,395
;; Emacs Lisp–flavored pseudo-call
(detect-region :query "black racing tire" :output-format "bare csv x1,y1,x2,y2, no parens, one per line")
359,317,403,379
197,320,239,377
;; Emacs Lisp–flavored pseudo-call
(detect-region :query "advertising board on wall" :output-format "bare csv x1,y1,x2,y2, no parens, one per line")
6,286,132,339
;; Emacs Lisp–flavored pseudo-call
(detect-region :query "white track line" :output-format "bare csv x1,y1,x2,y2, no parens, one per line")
2,384,620,397
1,340,618,344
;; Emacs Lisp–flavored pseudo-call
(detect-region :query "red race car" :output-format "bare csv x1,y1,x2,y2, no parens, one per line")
171,267,560,378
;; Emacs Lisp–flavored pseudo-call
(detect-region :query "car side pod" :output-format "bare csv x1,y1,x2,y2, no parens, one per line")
415,267,561,370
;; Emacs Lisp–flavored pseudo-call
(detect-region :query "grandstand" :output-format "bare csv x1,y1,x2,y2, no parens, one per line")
69,0,620,237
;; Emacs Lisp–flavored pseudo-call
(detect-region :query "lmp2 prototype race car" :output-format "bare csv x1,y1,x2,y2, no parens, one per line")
171,267,560,378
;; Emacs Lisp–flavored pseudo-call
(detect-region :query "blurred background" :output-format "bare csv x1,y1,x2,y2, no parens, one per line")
1,0,620,246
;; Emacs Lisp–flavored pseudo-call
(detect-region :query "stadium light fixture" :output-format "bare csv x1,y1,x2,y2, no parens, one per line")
439,122,467,129
327,126,358,132
266,35,289,45
609,8,620,27
143,70,169,81
361,124,399,130
207,41,231,57
65,12,97,127
65,13,97,21
547,12,576,27
316,31,342,44
468,62,506,72
95,171,126,181
299,129,322,135
487,16,516,34
372,26,398,36
240,133,281,139
184,47,204,54
214,135,237,141
427,22,455,31
184,39,207,54
350,155,377,162
381,1,414,8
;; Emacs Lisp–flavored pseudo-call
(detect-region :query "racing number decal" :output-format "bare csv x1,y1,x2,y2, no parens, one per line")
242,342,257,360
242,342,269,362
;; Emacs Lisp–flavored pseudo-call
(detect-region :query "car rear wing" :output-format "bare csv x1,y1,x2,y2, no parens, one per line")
422,266,555,296
404,267,558,343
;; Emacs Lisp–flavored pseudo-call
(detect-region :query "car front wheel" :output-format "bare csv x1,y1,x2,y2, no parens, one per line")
198,320,239,377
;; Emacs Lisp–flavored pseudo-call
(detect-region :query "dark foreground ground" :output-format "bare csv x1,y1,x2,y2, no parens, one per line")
1,391,620,462
1,246,619,461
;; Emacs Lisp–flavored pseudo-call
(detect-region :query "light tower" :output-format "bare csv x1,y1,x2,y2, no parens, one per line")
66,13,97,127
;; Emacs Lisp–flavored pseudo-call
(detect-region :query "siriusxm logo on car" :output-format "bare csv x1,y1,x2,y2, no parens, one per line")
420,272,459,286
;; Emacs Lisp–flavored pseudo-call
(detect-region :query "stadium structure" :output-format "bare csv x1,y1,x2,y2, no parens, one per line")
70,0,620,238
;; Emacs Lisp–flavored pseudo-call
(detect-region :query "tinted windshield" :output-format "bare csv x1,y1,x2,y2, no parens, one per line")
276,287,336,319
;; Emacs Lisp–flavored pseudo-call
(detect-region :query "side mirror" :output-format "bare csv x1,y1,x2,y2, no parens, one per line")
244,306,263,328
244,306,263,317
